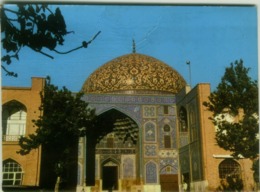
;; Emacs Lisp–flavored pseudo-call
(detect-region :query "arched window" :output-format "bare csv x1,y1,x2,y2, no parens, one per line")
2,101,27,141
123,158,134,178
163,124,171,148
179,107,188,132
163,124,170,132
163,105,169,114
219,159,241,179
189,106,198,141
2,159,23,186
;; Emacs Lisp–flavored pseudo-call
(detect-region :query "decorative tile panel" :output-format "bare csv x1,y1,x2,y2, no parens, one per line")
179,132,189,147
96,149,136,154
158,117,177,149
100,155,120,164
145,161,158,184
159,150,178,158
158,105,176,116
89,104,142,125
143,106,156,118
179,146,190,174
160,158,178,174
191,142,202,180
83,94,176,105
144,122,156,142
122,155,136,178
144,144,157,157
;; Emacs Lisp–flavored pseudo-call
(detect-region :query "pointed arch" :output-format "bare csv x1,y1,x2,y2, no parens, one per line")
179,106,188,132
2,100,27,141
96,108,139,145
144,121,156,142
101,157,120,167
2,158,23,186
219,159,241,179
97,106,141,127
145,161,158,184
2,100,27,111
160,164,178,175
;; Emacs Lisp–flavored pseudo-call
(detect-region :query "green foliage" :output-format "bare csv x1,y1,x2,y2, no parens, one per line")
1,4,69,76
203,59,259,159
17,76,96,176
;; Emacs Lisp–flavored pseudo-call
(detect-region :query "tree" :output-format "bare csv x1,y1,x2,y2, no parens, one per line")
203,59,258,159
17,76,96,190
203,59,259,189
1,4,101,77
217,176,244,192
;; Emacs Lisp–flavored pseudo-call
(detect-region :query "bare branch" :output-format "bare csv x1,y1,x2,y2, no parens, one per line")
1,65,18,77
53,31,101,55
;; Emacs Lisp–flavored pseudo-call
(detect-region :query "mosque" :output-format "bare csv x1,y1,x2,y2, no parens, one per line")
2,46,255,192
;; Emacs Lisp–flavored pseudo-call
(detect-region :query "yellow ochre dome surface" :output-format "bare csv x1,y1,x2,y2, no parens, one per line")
82,53,186,94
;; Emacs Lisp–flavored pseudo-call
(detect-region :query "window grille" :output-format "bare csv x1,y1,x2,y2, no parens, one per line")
2,159,23,186
219,159,241,179
2,101,27,141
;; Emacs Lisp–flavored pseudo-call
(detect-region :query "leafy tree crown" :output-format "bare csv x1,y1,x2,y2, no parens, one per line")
203,59,259,159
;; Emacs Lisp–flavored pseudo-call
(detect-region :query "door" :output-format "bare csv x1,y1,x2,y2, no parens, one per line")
102,166,118,190
160,174,179,192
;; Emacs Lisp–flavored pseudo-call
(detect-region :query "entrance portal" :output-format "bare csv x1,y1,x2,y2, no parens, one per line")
102,166,118,190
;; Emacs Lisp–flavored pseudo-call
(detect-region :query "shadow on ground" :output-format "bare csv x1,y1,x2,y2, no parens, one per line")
3,186,74,192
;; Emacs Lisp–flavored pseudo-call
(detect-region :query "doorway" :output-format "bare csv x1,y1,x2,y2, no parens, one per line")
160,174,178,192
102,166,118,190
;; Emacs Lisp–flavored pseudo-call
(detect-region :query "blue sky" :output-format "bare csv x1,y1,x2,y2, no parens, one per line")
1,4,258,92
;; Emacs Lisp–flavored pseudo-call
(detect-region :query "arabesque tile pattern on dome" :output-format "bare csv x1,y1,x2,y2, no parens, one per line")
82,53,186,94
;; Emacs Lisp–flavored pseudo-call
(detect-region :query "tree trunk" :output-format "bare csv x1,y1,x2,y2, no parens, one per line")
54,176,61,192
85,132,97,186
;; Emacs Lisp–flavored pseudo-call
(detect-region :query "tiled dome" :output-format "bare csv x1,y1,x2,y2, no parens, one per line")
82,53,186,94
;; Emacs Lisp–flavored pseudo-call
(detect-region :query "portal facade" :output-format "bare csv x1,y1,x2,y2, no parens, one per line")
76,52,185,192
77,94,179,192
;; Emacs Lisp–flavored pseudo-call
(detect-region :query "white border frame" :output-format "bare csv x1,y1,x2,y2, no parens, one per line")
1,1,259,191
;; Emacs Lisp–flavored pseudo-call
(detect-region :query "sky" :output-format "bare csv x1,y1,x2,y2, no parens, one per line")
1,4,259,92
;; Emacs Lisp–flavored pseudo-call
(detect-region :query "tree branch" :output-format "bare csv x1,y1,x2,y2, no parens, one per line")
1,65,18,77
32,48,54,59
53,31,101,55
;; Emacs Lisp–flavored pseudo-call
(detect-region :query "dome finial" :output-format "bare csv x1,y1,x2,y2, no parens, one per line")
132,39,136,53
